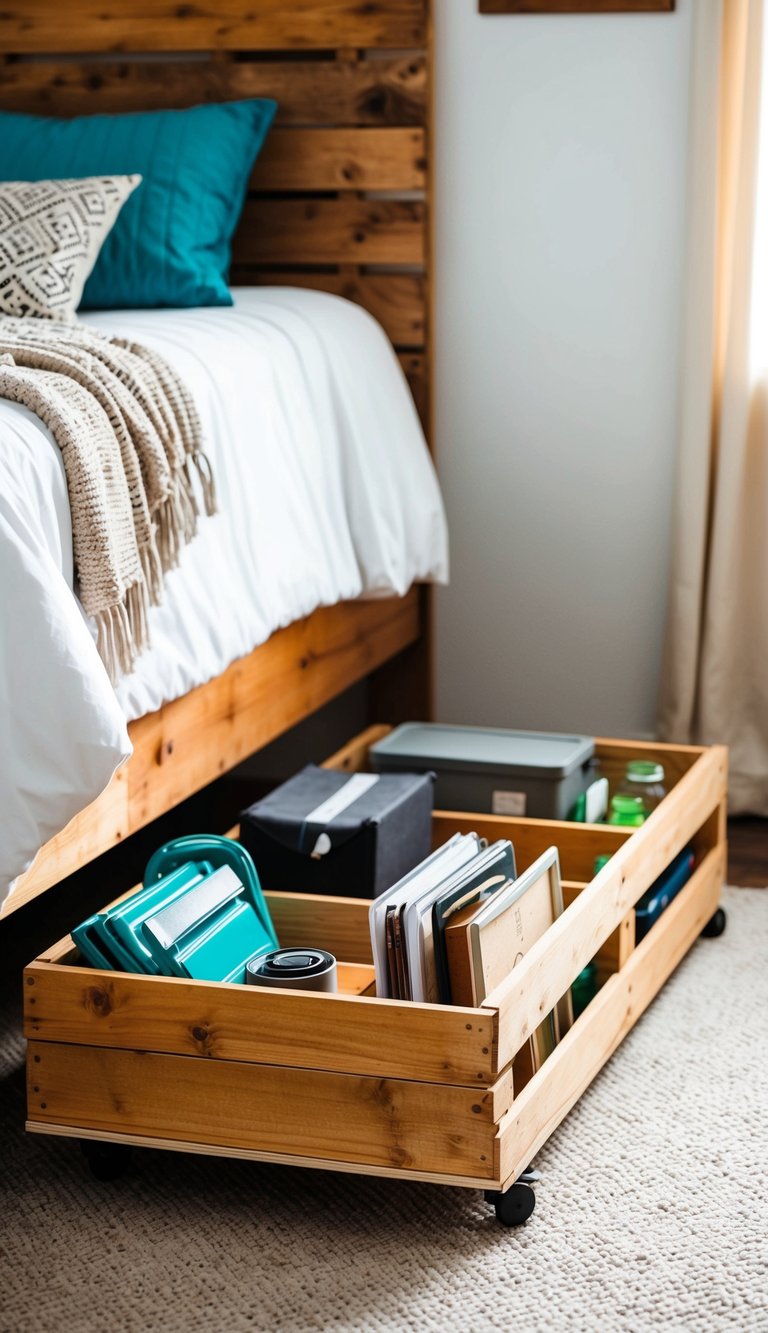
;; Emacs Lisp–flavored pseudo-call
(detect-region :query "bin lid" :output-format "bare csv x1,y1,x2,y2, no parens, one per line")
370,723,595,780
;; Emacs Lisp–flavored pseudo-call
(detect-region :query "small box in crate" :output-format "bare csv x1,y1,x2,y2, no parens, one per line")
240,764,434,899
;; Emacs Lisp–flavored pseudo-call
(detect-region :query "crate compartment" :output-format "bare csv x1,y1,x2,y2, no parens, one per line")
24,728,727,1206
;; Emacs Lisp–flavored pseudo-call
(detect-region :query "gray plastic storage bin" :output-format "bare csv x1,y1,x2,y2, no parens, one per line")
370,723,595,820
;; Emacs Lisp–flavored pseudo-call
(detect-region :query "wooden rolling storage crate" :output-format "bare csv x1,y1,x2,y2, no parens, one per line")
24,727,728,1226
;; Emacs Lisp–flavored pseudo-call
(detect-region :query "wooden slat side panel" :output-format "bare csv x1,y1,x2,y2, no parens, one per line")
254,128,426,191
0,55,427,125
485,747,727,1072
27,1043,496,1177
24,962,496,1085
27,1123,498,1189
595,737,707,794
126,591,421,833
496,845,722,1187
0,2,427,54
562,882,634,982
232,199,425,267
264,890,373,965
431,811,633,882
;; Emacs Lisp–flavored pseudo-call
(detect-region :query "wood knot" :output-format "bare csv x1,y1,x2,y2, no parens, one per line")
84,985,113,1017
190,1024,215,1055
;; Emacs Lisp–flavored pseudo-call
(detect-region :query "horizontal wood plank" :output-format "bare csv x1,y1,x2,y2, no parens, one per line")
0,1,427,53
484,746,727,1072
27,1043,496,1176
233,198,425,267
431,810,633,882
27,1122,498,1189
254,127,426,191
0,54,427,125
323,724,392,772
495,843,721,1187
127,591,421,830
3,594,421,916
4,766,129,918
264,889,373,965
562,881,634,982
595,736,706,795
24,958,497,1085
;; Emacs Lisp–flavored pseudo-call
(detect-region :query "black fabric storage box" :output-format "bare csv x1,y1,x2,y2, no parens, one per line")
240,765,434,899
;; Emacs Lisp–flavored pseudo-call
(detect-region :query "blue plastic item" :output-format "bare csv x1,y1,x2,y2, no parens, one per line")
141,836,278,984
72,836,277,984
634,847,695,942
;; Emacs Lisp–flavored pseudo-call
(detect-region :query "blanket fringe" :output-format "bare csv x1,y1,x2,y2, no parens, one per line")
191,449,218,516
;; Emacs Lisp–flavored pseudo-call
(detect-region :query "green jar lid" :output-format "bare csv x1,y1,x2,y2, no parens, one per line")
625,760,664,784
608,793,646,826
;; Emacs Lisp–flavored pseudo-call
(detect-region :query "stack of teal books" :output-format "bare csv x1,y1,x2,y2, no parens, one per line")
72,835,277,984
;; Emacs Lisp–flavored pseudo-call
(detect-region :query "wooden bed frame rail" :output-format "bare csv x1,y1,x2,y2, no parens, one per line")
0,0,433,916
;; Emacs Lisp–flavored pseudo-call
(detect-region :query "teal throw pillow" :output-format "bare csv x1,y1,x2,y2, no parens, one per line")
0,100,276,309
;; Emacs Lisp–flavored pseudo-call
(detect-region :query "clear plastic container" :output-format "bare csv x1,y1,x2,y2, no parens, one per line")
616,760,667,818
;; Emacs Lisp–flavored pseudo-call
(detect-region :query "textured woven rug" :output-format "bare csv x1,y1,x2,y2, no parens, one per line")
1,886,766,1333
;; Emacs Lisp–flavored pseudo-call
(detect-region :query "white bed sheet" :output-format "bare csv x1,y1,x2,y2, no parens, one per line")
0,288,448,904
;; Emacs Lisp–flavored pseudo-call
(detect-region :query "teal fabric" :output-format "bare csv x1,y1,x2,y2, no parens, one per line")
0,100,276,309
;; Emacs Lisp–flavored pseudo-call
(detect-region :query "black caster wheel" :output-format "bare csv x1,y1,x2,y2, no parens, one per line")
701,907,727,939
79,1139,133,1182
485,1182,536,1227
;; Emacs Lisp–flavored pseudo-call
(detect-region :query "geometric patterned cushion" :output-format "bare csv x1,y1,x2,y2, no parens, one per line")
0,176,141,320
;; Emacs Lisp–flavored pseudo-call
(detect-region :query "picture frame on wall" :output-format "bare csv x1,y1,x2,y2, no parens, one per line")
478,2,674,13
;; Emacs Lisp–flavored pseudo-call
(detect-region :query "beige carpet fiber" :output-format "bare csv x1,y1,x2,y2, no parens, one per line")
1,886,766,1333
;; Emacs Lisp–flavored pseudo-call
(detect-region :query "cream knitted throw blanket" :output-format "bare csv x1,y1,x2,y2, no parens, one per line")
0,318,217,683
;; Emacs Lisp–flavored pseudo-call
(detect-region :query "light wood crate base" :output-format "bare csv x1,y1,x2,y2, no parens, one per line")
25,733,728,1211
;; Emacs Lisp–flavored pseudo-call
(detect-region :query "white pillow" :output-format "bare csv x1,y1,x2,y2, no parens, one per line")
0,175,141,321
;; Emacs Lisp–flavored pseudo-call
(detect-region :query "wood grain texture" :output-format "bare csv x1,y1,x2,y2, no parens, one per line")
495,843,720,1187
484,746,727,1071
232,199,425,267
27,1042,496,1176
24,959,496,1085
1,1,427,53
0,55,427,125
431,811,633,881
26,1123,499,1189
562,881,635,982
3,595,421,917
235,273,425,348
254,127,426,191
264,889,373,965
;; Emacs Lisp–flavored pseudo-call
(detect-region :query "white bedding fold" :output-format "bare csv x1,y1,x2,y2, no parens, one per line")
0,288,448,904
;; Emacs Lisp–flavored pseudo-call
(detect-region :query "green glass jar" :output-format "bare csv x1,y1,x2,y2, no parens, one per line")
617,760,667,816
607,793,647,826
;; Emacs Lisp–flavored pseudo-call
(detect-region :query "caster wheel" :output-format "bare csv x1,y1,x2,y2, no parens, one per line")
79,1139,133,1182
490,1182,536,1228
701,907,727,939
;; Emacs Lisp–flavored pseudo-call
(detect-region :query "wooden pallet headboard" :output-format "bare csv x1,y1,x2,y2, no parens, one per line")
0,0,431,429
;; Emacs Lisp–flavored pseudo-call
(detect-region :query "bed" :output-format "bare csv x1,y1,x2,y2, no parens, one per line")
0,0,435,917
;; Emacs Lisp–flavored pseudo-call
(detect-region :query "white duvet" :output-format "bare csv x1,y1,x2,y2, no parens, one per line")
0,288,448,905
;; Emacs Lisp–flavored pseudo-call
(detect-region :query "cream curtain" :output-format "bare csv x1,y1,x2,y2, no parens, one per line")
658,0,768,813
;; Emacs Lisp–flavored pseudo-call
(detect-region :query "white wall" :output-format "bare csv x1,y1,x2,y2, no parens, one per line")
433,0,692,739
